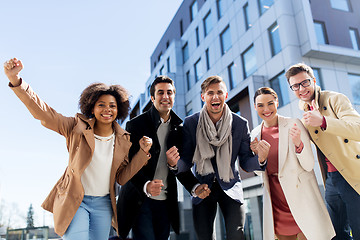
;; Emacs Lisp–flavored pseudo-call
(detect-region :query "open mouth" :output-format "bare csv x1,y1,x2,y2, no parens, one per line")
101,114,113,119
263,112,272,117
211,103,221,107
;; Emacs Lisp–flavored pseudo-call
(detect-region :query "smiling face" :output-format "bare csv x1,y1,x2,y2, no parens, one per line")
201,81,228,122
254,93,279,127
92,94,118,125
151,82,175,120
289,71,316,104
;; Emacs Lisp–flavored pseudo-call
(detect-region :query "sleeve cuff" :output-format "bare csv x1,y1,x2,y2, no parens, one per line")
320,116,327,130
167,163,178,171
191,183,201,197
143,181,151,197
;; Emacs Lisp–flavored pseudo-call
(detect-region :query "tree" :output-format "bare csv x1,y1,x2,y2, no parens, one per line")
26,204,34,228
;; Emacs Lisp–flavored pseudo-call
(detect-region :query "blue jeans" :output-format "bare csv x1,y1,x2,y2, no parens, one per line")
192,180,245,240
132,198,170,240
325,171,360,240
63,194,112,240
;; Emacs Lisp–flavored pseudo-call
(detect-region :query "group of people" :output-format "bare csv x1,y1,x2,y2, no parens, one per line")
4,58,360,240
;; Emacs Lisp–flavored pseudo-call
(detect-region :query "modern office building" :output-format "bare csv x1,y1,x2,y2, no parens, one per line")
124,0,360,239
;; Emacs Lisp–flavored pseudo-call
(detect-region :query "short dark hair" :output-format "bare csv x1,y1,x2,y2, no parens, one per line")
254,87,278,103
79,83,130,121
150,75,176,97
201,75,227,93
285,63,315,83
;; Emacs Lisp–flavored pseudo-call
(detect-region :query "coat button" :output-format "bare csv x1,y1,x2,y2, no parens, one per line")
344,139,349,143
315,130,319,134
357,155,360,159
323,106,327,110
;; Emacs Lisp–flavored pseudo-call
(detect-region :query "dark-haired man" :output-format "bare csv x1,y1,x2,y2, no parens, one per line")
117,76,207,240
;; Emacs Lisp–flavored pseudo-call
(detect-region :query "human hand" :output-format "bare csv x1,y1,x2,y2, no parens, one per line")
166,146,180,167
303,100,323,127
139,136,152,155
250,137,259,154
289,123,301,147
257,140,271,163
146,179,164,196
194,184,211,199
3,58,23,86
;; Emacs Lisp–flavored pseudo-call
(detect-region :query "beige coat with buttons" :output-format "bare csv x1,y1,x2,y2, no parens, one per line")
10,80,150,236
251,115,335,239
299,86,360,195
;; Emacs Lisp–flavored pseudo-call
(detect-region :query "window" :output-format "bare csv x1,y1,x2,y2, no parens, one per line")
190,0,198,21
186,70,191,91
166,41,169,49
216,0,225,19
158,52,162,62
330,0,351,11
167,57,170,73
269,22,281,56
258,0,274,15
195,27,200,47
205,48,210,70
182,42,189,63
180,20,184,36
203,11,213,37
220,25,232,55
228,62,237,90
243,3,252,30
312,67,324,89
349,28,360,50
186,101,193,116
159,65,164,75
194,58,203,82
349,73,360,104
242,45,257,79
153,61,156,68
314,21,328,44
270,72,290,107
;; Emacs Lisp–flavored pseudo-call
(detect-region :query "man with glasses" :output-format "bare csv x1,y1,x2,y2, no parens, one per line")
286,63,360,240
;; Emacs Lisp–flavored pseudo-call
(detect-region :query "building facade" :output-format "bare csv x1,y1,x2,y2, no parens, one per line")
124,0,360,239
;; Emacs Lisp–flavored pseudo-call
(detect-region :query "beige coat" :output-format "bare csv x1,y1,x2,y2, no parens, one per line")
251,115,335,240
11,80,149,236
299,86,360,194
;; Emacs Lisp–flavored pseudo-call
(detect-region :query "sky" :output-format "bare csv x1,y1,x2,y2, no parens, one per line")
0,0,183,228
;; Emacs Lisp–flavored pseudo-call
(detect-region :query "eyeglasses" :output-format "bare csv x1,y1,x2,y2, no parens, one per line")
289,79,312,91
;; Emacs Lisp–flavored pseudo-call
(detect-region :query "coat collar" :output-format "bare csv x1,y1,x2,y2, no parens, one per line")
148,105,182,129
298,85,321,112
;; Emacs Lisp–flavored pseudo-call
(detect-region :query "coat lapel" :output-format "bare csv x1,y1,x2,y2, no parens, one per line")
278,115,289,174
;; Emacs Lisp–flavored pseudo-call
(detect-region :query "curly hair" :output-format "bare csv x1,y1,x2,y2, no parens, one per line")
79,83,130,121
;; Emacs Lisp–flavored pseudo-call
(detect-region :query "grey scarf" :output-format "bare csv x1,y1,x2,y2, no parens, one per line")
193,103,234,182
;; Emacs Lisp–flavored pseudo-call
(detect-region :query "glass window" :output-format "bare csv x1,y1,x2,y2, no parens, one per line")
228,62,236,90
216,0,225,19
194,58,203,82
203,11,213,37
330,0,350,11
258,0,274,15
180,20,184,36
242,45,257,79
186,70,191,91
159,65,164,75
195,27,200,46
190,0,198,21
220,25,232,55
270,72,290,107
243,3,252,30
186,102,193,116
182,42,189,63
314,21,328,44
349,28,360,51
205,48,210,70
158,52,162,61
269,22,281,56
349,73,360,105
167,57,170,73
312,67,324,89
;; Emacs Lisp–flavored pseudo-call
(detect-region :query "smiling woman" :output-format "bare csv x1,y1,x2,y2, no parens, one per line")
3,58,153,239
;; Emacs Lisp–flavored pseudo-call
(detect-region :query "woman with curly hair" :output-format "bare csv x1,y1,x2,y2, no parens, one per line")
4,58,152,240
